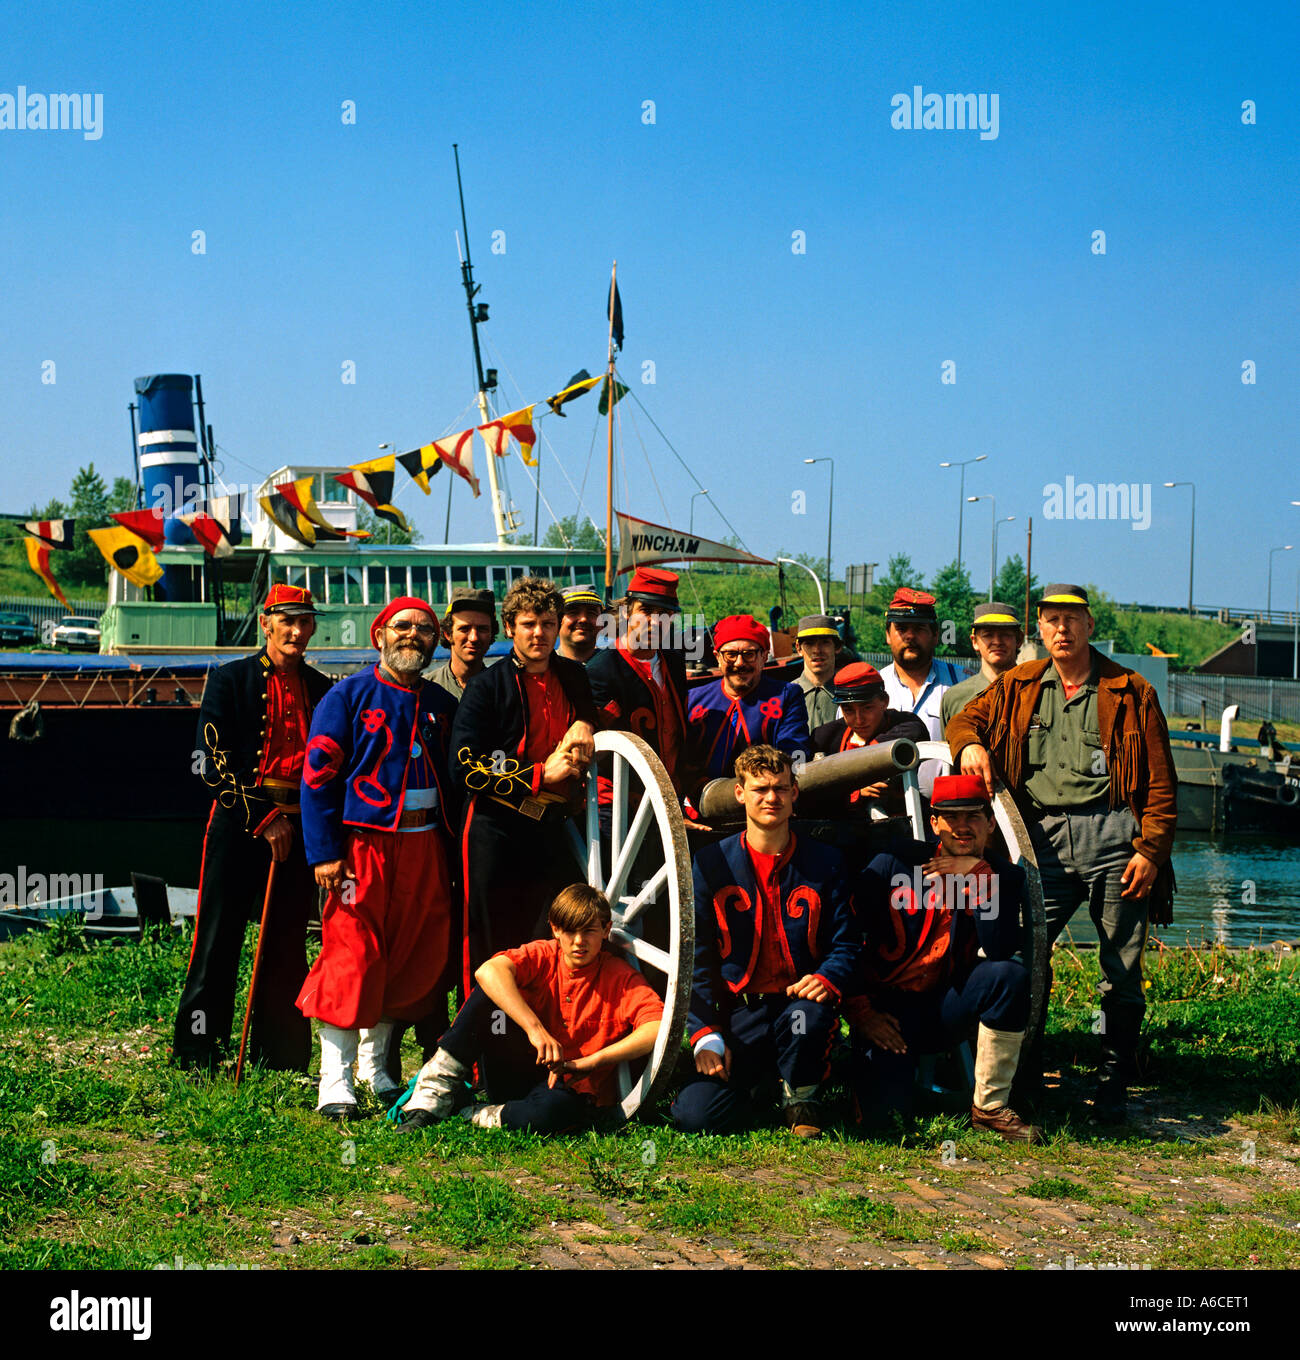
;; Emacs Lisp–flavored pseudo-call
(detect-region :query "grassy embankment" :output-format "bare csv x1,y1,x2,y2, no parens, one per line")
2,922,1298,1271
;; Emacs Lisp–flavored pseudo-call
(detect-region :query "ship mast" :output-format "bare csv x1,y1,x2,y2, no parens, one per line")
453,144,515,543
604,261,618,595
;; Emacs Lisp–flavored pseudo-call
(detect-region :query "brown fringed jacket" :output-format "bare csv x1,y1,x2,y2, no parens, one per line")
944,650,1178,867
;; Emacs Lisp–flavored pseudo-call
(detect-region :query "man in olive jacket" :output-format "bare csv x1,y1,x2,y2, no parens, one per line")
945,584,1176,1122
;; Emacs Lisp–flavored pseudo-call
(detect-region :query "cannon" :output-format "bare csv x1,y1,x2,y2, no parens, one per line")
569,732,1048,1121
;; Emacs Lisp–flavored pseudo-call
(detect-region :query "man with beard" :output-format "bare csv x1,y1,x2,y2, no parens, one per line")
686,614,810,788
296,597,459,1118
588,567,689,793
940,602,1026,729
878,588,966,796
428,586,497,701
172,584,332,1074
556,584,604,664
451,576,598,994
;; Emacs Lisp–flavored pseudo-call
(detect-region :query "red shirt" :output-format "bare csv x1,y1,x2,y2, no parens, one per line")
744,839,799,994
259,665,311,782
522,667,574,795
501,938,664,1105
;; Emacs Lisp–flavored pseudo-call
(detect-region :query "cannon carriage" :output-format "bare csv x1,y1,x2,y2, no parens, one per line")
571,731,1048,1122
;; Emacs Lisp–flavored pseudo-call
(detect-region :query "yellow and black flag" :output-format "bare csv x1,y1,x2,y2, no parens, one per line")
24,536,71,609
336,456,411,534
258,487,316,546
272,476,367,542
545,370,601,417
396,443,446,495
87,525,164,589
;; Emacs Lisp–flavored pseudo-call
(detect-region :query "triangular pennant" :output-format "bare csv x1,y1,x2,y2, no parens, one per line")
275,477,367,539
477,406,538,467
258,490,316,546
24,536,71,609
336,457,411,533
110,508,167,552
205,493,243,546
613,510,775,574
423,430,479,497
599,375,629,416
545,370,600,417
396,444,445,495
87,525,165,588
608,278,624,351
178,511,234,558
23,518,76,549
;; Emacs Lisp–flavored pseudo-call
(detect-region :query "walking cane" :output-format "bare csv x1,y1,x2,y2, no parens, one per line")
234,858,278,1089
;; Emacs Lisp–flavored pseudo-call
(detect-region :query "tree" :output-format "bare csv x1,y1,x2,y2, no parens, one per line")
542,514,603,551
929,560,979,653
876,553,924,603
992,554,1039,619
110,476,137,514
65,463,111,585
1083,584,1119,646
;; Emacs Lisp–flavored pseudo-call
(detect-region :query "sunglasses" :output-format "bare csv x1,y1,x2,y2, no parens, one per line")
387,621,437,638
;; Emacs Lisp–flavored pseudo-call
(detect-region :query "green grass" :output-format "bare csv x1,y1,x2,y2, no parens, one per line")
3,923,1298,1269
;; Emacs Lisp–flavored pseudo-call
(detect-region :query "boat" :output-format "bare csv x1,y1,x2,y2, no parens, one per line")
0,879,198,942
1168,705,1299,835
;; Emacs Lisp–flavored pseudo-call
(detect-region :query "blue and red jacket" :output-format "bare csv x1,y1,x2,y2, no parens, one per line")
687,831,860,1045
686,673,811,788
846,840,1027,1022
300,664,459,865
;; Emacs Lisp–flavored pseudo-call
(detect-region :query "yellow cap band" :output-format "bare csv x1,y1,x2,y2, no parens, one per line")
1039,594,1089,606
797,627,839,638
974,613,1019,625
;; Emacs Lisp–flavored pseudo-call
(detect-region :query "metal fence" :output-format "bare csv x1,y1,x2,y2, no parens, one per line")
0,595,104,635
1168,673,1300,725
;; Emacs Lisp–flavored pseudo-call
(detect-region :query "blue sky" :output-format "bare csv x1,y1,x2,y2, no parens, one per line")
4,0,1297,610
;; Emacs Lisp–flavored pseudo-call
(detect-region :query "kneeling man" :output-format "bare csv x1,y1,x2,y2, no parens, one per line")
396,884,663,1133
847,774,1038,1141
673,745,860,1138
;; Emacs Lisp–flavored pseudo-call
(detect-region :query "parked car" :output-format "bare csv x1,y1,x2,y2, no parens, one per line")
52,616,102,651
0,611,38,646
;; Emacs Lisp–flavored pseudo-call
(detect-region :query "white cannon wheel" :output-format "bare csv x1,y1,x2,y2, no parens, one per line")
905,741,1050,1038
566,730,694,1121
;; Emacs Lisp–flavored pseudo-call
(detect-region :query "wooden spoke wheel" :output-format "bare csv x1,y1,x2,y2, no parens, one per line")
906,741,1050,1039
566,731,694,1122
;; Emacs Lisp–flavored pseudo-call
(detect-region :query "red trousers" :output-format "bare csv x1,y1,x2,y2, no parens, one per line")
296,827,451,1030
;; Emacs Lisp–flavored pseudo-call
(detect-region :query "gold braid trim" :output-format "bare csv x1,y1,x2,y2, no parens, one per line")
457,745,541,797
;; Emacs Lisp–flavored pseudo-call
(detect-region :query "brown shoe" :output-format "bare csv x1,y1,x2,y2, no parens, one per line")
971,1103,1041,1144
782,1101,823,1139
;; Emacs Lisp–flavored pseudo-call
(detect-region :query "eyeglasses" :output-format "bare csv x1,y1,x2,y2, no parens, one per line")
718,647,761,663
387,621,437,638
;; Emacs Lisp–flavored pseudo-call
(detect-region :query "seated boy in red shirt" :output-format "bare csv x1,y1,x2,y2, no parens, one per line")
395,884,663,1133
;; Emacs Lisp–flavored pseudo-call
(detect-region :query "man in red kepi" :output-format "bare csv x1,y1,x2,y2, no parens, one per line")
846,773,1038,1142
297,596,460,1118
686,614,810,788
172,583,333,1074
588,567,689,793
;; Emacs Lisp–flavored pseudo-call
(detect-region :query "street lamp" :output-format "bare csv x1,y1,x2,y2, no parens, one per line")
1267,545,1293,616
803,458,835,598
1163,482,1196,616
966,495,997,600
993,516,1015,600
939,454,988,575
689,489,710,535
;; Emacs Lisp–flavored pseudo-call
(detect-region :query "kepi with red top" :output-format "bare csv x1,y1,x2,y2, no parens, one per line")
263,582,319,616
930,773,993,812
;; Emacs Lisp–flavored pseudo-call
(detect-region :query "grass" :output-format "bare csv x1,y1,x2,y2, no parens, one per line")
2,922,1298,1269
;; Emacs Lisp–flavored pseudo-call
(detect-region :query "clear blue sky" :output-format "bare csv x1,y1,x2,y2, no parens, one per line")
4,0,1297,610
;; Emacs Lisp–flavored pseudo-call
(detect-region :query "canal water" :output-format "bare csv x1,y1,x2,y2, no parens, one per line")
2,820,1296,949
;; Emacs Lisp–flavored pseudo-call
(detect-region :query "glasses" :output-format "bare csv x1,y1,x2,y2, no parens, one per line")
718,647,761,663
387,621,437,638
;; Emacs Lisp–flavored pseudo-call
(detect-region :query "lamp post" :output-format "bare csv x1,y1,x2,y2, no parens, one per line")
803,458,834,600
993,515,1015,600
1268,545,1292,616
1293,567,1298,681
689,489,710,535
966,494,996,600
939,454,987,575
1163,481,1196,615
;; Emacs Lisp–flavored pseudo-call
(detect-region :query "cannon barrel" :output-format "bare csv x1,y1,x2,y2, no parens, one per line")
696,738,919,820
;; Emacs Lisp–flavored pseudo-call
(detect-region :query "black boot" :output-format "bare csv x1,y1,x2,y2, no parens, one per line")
1092,1000,1144,1124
